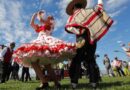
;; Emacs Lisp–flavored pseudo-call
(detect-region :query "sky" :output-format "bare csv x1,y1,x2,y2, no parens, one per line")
0,0,130,71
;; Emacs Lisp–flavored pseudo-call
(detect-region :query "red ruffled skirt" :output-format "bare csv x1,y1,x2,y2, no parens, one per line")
13,32,76,67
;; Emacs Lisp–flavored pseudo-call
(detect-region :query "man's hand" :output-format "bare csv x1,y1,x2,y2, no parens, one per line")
76,39,85,48
98,0,103,4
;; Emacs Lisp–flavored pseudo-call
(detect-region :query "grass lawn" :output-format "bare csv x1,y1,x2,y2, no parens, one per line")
0,76,130,90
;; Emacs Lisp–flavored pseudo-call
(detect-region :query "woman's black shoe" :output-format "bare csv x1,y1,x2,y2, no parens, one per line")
36,83,49,90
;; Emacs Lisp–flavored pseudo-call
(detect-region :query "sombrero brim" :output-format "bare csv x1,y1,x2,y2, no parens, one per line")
66,0,87,15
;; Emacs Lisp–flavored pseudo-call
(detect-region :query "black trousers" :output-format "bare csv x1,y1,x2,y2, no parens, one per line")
21,67,31,82
116,67,125,76
69,31,100,83
1,62,11,82
11,65,19,80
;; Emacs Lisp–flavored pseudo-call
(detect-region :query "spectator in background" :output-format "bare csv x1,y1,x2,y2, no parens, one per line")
21,66,31,82
11,61,20,80
0,45,6,52
0,42,15,83
0,45,5,82
128,60,130,70
103,54,115,77
111,60,118,76
6,62,13,81
95,54,102,81
0,61,2,82
58,62,65,79
0,45,13,81
122,61,130,76
114,57,125,76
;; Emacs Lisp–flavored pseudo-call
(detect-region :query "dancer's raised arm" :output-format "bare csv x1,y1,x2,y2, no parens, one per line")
30,13,38,30
30,11,46,31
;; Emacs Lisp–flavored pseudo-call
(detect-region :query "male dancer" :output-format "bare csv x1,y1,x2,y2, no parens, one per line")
65,0,113,89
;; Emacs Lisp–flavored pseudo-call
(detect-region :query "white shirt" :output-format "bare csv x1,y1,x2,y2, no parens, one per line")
0,46,12,61
128,62,130,66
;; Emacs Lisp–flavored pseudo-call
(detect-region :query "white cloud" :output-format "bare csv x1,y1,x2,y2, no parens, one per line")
105,0,129,19
108,6,127,18
113,20,117,26
117,40,122,44
0,0,34,46
109,28,116,32
106,0,129,11
0,4,6,21
4,31,14,42
109,10,121,17
55,0,70,40
38,0,52,10
41,0,52,4
87,0,95,8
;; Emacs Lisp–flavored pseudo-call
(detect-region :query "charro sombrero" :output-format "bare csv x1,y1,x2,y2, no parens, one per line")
66,0,87,15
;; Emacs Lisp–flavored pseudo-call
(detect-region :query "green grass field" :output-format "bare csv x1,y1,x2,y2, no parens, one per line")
0,76,130,90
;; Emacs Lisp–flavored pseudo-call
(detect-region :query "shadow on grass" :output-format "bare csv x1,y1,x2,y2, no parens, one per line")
122,81,130,85
0,81,128,90
41,81,124,90
99,81,123,89
18,80,39,83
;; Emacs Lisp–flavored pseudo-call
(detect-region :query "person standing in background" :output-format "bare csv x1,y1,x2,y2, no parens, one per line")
58,62,65,79
114,57,125,76
0,45,5,82
122,61,130,76
103,54,115,77
21,66,31,82
11,61,20,80
0,42,15,83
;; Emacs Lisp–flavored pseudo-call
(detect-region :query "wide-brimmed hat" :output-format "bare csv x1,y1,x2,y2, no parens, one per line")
66,0,87,15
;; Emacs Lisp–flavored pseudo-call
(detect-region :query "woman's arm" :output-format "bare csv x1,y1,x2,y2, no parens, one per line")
30,13,38,30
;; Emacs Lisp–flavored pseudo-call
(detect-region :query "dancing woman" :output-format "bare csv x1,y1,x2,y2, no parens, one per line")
13,10,77,89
